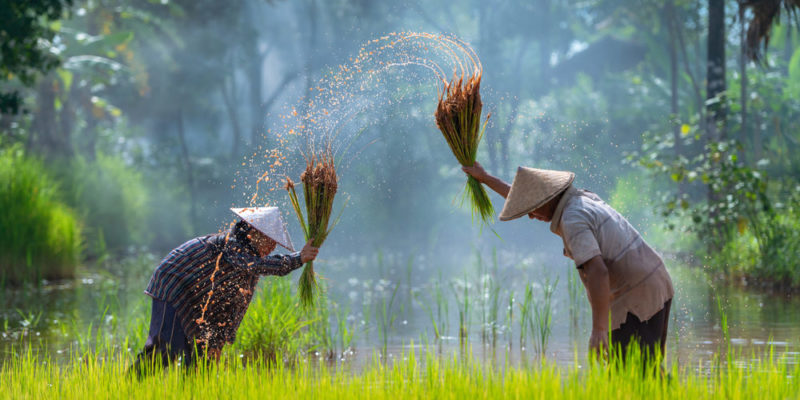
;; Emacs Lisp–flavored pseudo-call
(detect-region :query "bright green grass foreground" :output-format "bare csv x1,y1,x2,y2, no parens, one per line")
3,348,797,399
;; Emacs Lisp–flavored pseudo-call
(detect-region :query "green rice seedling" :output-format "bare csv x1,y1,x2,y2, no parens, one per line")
715,294,732,366
450,273,471,344
414,287,441,340
506,290,515,348
15,309,43,331
376,282,400,356
533,276,558,356
435,272,449,338
567,263,583,325
487,248,501,347
310,283,335,359
4,340,800,399
285,152,340,307
416,273,450,340
434,70,493,225
474,250,487,342
518,283,534,350
333,306,355,357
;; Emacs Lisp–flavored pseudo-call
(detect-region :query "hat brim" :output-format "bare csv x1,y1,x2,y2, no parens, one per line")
230,207,295,252
498,169,575,221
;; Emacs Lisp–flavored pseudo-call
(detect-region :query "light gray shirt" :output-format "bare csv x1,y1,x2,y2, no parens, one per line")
550,186,674,330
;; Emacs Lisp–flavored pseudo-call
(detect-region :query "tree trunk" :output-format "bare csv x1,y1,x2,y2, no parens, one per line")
300,0,318,132
753,106,762,161
706,0,727,142
31,77,70,159
248,45,265,146
498,41,530,177
706,0,727,249
739,1,748,150
478,7,500,177
667,1,681,157
673,13,704,120
176,109,197,231
221,70,243,160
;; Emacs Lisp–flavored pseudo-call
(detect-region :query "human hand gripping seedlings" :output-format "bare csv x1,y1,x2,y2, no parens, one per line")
300,238,319,264
461,161,488,183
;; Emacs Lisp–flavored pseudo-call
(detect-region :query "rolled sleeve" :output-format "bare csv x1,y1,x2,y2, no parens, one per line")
561,209,602,267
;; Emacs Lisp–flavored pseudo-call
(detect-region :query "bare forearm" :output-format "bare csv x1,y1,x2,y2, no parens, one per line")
479,174,511,199
583,257,610,332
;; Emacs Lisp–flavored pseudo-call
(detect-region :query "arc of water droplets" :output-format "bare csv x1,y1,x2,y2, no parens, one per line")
199,33,485,333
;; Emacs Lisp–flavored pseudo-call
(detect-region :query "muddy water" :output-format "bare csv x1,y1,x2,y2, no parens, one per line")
1,251,798,370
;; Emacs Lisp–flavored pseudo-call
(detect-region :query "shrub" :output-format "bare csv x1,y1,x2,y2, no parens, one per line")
0,146,81,284
57,153,151,255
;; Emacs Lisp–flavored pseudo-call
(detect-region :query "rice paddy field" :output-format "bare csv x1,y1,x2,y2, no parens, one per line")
4,2,800,397
2,250,799,399
3,347,799,399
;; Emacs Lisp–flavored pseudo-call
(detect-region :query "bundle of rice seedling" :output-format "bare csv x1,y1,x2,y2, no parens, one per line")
285,153,339,307
434,72,494,224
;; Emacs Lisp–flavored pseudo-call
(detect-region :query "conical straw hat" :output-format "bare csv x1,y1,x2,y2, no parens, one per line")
498,167,575,221
230,207,295,251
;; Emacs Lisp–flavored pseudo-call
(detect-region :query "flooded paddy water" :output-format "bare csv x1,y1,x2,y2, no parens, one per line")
2,249,798,373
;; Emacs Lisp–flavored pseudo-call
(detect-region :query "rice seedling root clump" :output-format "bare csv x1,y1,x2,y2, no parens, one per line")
286,153,339,307
434,73,494,225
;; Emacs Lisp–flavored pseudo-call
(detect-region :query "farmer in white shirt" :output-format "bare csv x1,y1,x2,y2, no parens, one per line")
463,162,674,362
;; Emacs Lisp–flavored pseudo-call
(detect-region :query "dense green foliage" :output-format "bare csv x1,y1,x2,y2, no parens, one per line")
1,0,799,286
0,146,81,283
0,0,74,114
633,51,800,287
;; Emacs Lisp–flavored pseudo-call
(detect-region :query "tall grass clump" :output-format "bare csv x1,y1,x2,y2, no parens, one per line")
285,152,340,307
0,146,81,284
55,154,151,256
434,69,493,225
234,277,321,362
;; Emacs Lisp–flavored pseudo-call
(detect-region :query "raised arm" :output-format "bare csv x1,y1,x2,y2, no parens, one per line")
461,161,511,198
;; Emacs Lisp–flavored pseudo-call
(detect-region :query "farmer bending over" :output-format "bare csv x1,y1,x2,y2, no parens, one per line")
463,162,673,362
132,207,318,373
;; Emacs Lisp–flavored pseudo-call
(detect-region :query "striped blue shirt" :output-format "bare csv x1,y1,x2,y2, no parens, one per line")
145,233,302,349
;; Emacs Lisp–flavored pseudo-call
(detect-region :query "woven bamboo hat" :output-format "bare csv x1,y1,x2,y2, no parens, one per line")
498,167,575,221
230,207,295,251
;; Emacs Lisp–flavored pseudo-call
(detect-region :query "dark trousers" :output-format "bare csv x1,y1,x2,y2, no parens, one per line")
130,299,196,375
611,299,672,363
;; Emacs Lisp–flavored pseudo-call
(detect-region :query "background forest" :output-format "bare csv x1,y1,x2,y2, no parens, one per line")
2,0,799,290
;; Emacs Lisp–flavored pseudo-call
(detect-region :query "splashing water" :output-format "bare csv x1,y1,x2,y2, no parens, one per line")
196,33,488,344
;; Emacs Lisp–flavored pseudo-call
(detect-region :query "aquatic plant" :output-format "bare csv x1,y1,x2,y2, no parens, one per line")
376,281,400,356
533,276,558,355
518,283,534,350
450,273,471,344
567,265,583,325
